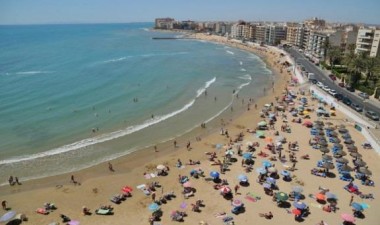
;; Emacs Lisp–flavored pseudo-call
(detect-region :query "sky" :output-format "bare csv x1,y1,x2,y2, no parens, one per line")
0,0,379,25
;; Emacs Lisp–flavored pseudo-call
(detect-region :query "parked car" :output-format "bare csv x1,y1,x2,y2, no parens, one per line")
334,93,343,100
328,89,337,96
322,85,330,92
316,82,324,88
338,82,345,87
342,97,352,106
329,74,337,80
346,84,355,92
358,92,369,99
350,103,363,112
365,111,379,121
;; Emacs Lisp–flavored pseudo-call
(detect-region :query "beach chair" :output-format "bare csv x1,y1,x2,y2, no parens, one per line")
95,208,113,215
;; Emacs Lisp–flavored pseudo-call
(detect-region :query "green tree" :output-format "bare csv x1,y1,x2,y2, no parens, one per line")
327,46,342,71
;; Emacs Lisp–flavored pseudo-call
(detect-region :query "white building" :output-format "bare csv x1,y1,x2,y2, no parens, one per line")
355,27,380,57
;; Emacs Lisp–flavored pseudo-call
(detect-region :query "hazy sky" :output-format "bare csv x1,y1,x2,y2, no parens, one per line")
0,0,379,25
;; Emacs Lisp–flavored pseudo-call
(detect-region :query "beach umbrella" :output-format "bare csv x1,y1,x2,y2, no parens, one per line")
350,152,362,158
256,131,265,138
344,139,354,144
326,192,338,200
276,136,285,142
210,171,220,178
360,203,370,209
264,137,273,143
238,174,248,182
318,142,328,147
275,192,289,201
351,202,364,211
321,162,334,170
322,155,332,161
0,211,16,223
354,160,366,167
264,103,271,107
334,150,347,156
281,170,291,177
319,148,330,153
341,213,355,223
258,121,267,126
67,221,80,225
242,153,252,160
303,120,313,126
333,143,343,148
348,148,358,153
338,128,348,133
292,209,301,215
339,164,353,172
358,167,372,175
292,186,303,193
256,167,267,175
268,167,277,173
346,144,357,149
182,181,192,188
219,186,231,194
121,186,133,193
156,164,166,170
266,177,276,184
231,199,243,207
263,182,271,189
225,149,234,155
262,160,272,168
342,133,351,139
293,201,307,210
148,203,160,212
315,193,326,201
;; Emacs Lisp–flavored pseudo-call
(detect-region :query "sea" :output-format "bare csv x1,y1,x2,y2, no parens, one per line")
0,23,274,185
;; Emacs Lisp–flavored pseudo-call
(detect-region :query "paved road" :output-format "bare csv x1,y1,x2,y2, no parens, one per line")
285,47,380,123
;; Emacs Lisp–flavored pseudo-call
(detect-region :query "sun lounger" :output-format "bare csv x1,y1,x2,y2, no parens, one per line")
36,208,48,215
95,208,113,215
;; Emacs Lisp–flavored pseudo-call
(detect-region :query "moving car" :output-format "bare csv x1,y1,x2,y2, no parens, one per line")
365,111,379,121
329,74,336,80
350,103,363,112
358,92,369,99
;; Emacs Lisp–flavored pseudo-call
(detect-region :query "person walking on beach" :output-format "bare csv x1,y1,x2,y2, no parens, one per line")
152,192,156,202
8,176,14,186
186,141,191,151
174,140,177,148
349,195,354,206
71,175,77,185
154,145,158,152
234,185,240,194
2,200,7,210
108,162,114,172
15,177,21,185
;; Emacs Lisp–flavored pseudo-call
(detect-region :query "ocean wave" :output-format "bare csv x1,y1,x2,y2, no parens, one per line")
1,71,55,76
102,57,128,63
140,28,150,32
0,77,217,166
140,52,188,57
239,74,252,80
226,50,234,55
196,77,216,97
240,61,243,65
240,68,246,72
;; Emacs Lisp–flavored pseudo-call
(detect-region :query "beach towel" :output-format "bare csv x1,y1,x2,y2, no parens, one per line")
150,173,157,178
136,184,146,190
245,192,261,202
144,174,151,179
180,202,187,209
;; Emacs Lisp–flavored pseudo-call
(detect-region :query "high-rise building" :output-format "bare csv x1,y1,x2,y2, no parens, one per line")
304,17,326,29
231,21,246,39
286,23,307,48
255,25,266,44
355,27,380,57
306,31,328,61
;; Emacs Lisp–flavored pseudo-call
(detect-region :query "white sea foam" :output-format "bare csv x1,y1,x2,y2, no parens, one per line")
15,71,53,75
240,61,243,65
140,28,150,32
226,50,234,55
240,68,246,72
0,77,217,165
196,77,216,97
239,74,252,80
102,57,128,63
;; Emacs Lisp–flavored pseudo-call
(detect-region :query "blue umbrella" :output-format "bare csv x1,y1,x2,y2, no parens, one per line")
190,169,197,176
293,201,307,210
210,171,220,178
0,211,16,222
148,203,160,212
361,203,370,209
292,186,303,193
256,167,267,175
351,202,364,211
281,170,291,177
326,192,338,200
238,174,248,182
242,153,252,160
262,160,272,168
266,177,276,184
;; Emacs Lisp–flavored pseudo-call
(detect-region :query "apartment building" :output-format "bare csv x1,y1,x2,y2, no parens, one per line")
355,27,380,57
286,23,307,48
306,31,328,61
231,21,247,39
304,17,326,29
155,18,175,29
255,25,266,44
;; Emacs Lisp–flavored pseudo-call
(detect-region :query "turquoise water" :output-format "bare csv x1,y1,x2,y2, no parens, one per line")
0,23,273,184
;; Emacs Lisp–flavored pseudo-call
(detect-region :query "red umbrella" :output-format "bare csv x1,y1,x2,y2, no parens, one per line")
303,120,312,126
232,199,243,207
122,186,133,193
341,213,355,223
316,193,325,201
219,186,231,194
292,208,301,215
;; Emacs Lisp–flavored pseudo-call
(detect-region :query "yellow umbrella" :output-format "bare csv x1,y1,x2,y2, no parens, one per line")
303,110,309,115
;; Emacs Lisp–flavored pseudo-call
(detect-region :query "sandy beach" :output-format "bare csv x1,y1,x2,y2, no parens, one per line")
1,34,379,225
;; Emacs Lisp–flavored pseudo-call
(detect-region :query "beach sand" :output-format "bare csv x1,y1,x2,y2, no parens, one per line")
1,34,379,225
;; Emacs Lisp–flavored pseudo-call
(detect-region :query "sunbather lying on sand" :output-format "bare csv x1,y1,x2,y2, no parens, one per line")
259,211,273,219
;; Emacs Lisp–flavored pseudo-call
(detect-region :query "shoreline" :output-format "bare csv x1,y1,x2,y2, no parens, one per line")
0,33,285,193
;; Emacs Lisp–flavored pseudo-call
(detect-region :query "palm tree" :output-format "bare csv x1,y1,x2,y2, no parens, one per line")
344,52,365,86
363,56,380,86
327,46,342,71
